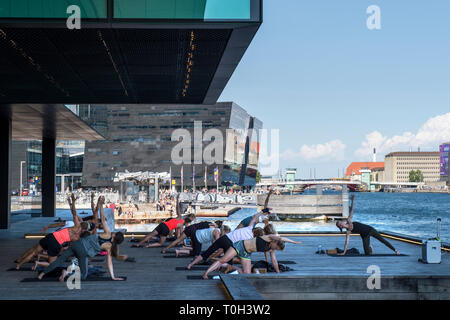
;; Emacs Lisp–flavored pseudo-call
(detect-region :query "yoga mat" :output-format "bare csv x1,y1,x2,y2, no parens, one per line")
7,267,34,272
89,258,105,262
163,255,191,259
328,254,409,257
175,266,209,271
21,276,127,282
186,275,218,280
277,261,297,265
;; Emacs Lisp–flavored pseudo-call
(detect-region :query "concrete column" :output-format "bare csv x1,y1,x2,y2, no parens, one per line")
342,185,349,218
316,185,323,195
154,178,159,202
0,114,12,229
42,137,56,217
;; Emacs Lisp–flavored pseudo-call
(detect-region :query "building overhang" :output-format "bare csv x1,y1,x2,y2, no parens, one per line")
0,0,262,104
1,104,105,141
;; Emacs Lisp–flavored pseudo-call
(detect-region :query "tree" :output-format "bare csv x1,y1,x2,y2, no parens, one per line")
256,171,261,184
409,170,424,182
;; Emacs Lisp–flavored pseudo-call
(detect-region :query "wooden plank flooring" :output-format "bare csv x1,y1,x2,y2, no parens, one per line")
1,215,449,300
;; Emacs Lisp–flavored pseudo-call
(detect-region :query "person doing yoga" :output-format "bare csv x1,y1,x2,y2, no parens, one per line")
38,197,126,281
161,220,219,254
202,234,302,279
236,190,273,229
336,194,400,255
133,194,191,248
15,194,88,270
186,212,266,270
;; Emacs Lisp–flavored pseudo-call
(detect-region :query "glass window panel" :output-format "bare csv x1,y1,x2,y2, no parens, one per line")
0,0,107,18
114,0,251,20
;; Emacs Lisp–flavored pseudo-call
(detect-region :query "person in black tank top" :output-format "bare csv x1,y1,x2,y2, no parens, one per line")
336,195,400,255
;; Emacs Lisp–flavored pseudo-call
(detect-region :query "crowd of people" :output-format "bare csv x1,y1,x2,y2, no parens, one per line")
12,188,401,283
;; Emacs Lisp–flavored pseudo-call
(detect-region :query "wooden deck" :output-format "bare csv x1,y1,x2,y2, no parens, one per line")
1,215,449,300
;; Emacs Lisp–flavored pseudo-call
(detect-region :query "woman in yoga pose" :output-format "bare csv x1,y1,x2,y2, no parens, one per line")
132,194,191,248
336,194,400,255
202,234,302,279
15,194,88,270
38,196,127,281
162,222,230,257
236,190,273,229
186,212,266,270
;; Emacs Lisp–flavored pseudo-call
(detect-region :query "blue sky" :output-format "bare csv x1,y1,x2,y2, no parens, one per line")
219,0,450,178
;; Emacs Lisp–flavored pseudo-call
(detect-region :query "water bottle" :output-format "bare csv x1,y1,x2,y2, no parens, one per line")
318,245,322,254
131,233,135,241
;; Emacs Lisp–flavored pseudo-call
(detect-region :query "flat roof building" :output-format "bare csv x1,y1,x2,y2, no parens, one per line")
79,102,262,188
384,152,440,183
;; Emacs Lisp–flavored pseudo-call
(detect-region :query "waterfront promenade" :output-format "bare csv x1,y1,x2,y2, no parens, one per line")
0,215,449,300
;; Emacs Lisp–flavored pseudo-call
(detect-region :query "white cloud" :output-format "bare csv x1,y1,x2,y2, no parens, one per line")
281,139,346,161
355,113,450,158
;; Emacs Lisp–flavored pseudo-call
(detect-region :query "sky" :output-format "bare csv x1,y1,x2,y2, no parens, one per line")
218,0,450,178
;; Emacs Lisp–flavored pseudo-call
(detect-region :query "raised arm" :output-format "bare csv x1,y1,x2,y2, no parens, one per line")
68,194,80,228
41,222,65,233
263,189,273,209
347,194,355,222
175,194,181,219
267,234,302,244
98,196,110,235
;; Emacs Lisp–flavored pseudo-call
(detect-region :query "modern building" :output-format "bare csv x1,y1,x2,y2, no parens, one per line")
79,102,262,189
345,162,385,182
384,152,440,183
440,142,450,184
10,140,85,194
0,0,262,228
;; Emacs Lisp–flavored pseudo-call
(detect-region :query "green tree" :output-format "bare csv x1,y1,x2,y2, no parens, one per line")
256,171,261,184
409,170,424,182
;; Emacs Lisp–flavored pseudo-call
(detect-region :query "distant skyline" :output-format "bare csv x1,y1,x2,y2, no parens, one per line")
219,0,450,178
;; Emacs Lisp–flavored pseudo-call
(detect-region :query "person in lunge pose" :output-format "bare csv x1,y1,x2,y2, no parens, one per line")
186,212,266,270
202,234,302,279
336,194,400,255
132,194,192,248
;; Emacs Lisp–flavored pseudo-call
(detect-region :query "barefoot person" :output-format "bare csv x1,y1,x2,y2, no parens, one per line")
336,194,400,256
186,212,266,270
15,194,88,270
202,234,302,279
132,194,191,248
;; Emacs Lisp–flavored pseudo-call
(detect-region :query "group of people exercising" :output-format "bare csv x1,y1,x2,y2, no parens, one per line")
13,189,400,282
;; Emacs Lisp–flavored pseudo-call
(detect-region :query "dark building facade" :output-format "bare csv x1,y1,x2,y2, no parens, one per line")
80,102,262,188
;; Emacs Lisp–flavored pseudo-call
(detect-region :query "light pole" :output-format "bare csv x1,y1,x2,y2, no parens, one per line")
19,161,26,195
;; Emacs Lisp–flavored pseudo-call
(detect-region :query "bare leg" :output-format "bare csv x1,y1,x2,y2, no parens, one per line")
134,230,158,247
187,255,204,270
16,244,42,269
145,236,166,248
176,249,191,257
203,248,237,280
15,245,37,263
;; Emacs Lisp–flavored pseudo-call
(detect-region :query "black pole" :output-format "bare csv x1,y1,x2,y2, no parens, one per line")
42,137,56,217
0,110,12,229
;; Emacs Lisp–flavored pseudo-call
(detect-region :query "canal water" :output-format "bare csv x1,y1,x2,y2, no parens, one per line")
115,192,450,243
18,192,448,242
